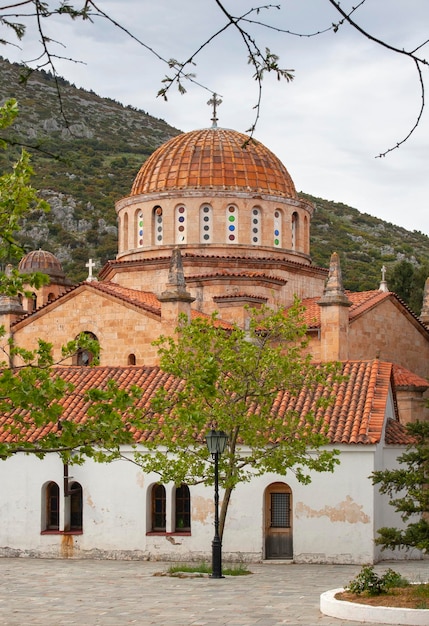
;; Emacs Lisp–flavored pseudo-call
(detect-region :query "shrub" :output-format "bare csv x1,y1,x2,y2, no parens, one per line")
346,566,409,596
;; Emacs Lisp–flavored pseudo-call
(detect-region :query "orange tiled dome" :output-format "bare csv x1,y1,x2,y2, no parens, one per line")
130,128,297,198
18,249,65,278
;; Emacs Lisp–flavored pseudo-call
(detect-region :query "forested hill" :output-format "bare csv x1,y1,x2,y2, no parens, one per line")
0,57,428,313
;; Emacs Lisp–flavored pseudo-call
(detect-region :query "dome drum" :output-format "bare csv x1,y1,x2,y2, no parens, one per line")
115,126,313,263
117,194,312,258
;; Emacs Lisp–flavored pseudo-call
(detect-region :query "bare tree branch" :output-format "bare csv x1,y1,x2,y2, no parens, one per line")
328,0,428,156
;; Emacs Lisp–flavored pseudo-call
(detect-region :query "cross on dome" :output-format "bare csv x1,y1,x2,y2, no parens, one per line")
207,93,222,128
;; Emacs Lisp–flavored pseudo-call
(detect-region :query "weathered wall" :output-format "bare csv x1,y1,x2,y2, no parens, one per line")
0,442,412,564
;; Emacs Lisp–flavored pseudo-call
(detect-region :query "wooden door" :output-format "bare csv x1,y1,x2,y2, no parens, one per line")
265,482,293,559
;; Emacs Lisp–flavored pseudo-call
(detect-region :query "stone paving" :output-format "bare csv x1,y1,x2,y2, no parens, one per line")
0,558,427,626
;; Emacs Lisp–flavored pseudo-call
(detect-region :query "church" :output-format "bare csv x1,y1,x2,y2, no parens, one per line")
0,105,428,564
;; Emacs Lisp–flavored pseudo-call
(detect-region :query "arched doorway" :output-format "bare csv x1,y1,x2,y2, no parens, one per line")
264,482,293,559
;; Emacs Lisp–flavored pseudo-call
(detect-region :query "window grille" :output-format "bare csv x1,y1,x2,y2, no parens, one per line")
270,492,291,528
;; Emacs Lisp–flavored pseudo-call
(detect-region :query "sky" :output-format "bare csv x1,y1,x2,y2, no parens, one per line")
3,0,429,236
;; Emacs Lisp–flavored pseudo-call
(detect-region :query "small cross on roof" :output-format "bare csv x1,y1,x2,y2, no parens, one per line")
85,258,97,282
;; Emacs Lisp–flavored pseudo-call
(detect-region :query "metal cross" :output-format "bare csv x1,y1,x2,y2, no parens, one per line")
207,93,222,128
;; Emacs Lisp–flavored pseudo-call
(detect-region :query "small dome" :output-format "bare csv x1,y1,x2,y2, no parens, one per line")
130,128,297,198
18,249,65,279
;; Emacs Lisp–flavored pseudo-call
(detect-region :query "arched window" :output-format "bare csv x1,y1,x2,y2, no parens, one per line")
151,484,166,531
175,205,187,244
44,482,60,531
175,484,191,531
153,206,163,245
273,210,282,248
72,331,98,366
200,204,212,243
226,205,238,243
31,292,37,312
135,209,144,248
127,353,136,365
304,215,309,254
123,212,128,250
251,207,261,245
69,482,83,531
47,292,55,303
291,212,299,251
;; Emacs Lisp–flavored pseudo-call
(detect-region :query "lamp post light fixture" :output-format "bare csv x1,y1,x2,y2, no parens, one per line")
205,429,228,579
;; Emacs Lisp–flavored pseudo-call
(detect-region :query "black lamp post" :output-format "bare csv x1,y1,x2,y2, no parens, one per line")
205,429,228,579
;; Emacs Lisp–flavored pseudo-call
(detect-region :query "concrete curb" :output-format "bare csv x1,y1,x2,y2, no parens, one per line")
320,588,428,626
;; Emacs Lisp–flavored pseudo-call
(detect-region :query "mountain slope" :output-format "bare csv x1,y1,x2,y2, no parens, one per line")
1,57,428,307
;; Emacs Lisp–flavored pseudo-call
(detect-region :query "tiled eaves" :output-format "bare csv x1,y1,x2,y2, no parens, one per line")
299,291,389,328
93,283,233,328
89,282,161,316
99,253,328,281
11,281,162,330
345,290,429,338
213,294,269,304
183,252,328,278
9,281,234,333
0,360,404,447
300,290,429,337
385,418,415,445
392,363,429,390
186,272,286,286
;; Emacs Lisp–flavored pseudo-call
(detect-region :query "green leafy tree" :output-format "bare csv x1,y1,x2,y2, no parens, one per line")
0,330,147,462
134,303,341,538
0,100,145,461
389,259,429,315
389,260,415,305
409,263,429,315
372,421,429,554
0,98,50,294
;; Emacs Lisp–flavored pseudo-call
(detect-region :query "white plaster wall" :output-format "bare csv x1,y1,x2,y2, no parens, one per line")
0,454,64,556
230,446,377,564
0,443,408,564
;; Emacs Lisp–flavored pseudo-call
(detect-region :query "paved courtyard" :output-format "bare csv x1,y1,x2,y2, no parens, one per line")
0,558,427,625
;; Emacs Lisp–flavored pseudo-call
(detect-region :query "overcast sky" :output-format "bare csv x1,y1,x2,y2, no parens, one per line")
3,0,429,235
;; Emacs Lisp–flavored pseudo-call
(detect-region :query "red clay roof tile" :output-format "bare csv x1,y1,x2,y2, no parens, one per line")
300,290,429,332
130,128,298,198
0,360,404,447
392,363,429,389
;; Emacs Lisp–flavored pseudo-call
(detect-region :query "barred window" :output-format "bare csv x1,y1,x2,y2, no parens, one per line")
270,492,291,528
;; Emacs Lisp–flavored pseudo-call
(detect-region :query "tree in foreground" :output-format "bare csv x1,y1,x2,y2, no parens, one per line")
372,421,429,554
0,99,145,461
134,303,341,538
0,98,50,295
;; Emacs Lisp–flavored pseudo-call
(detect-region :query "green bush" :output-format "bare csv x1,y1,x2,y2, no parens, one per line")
346,566,409,596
